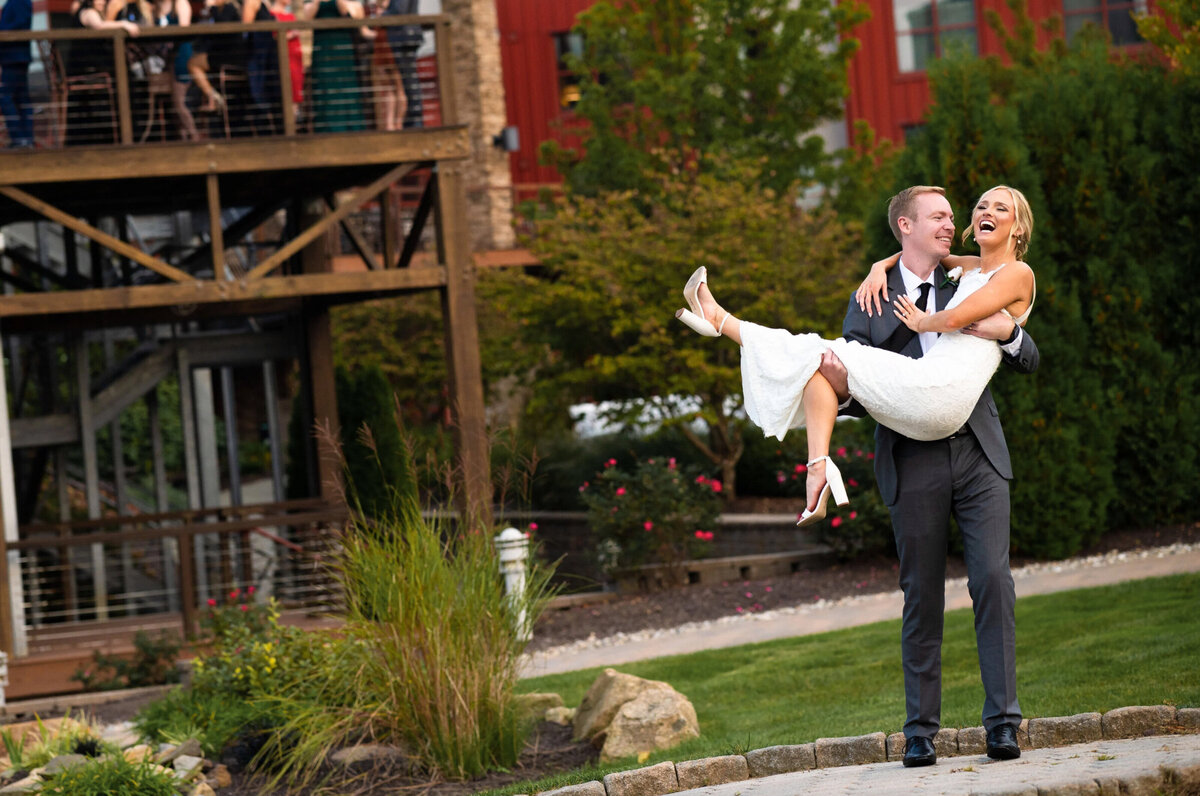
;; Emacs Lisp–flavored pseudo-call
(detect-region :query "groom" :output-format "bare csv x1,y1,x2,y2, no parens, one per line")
819,185,1038,767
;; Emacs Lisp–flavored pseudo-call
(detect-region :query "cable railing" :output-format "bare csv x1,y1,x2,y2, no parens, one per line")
9,498,347,643
0,13,453,148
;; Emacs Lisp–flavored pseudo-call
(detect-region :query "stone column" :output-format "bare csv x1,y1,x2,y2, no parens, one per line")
443,0,515,252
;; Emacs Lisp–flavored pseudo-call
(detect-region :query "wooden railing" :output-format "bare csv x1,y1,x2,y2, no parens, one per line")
9,498,348,638
0,14,455,147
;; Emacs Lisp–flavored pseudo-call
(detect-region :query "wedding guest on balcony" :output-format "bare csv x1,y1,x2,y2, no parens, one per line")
0,0,34,148
382,0,421,128
65,0,139,146
303,0,369,132
269,0,304,119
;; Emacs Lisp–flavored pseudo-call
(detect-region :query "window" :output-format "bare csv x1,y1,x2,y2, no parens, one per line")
553,32,585,111
893,0,978,73
1063,0,1146,45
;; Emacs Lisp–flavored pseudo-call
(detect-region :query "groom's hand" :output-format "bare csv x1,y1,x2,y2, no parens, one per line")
819,350,850,403
963,311,1017,341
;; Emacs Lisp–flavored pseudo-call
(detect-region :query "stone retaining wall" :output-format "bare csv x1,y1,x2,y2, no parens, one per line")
532,705,1200,796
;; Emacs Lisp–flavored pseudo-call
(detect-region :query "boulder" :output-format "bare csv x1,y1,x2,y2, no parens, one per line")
598,685,700,762
574,669,655,743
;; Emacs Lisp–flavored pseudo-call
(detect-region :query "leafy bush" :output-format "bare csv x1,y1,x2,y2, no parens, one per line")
134,686,269,760
71,630,181,692
580,457,721,571
37,754,181,796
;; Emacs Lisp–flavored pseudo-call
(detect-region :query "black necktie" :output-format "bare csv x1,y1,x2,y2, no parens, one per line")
915,282,932,312
884,282,933,356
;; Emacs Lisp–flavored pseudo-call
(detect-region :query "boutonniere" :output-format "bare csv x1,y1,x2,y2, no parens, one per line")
940,266,963,288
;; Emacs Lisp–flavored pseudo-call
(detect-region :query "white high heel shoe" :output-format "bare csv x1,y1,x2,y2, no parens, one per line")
675,266,723,337
796,455,850,528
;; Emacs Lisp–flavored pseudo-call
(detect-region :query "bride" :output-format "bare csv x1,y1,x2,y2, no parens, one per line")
676,185,1037,526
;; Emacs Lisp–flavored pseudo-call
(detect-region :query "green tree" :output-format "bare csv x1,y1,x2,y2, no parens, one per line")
879,1,1200,556
1137,0,1200,76
543,0,868,195
493,155,864,497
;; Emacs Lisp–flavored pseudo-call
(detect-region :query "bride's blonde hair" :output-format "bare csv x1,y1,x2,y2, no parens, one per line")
961,185,1034,261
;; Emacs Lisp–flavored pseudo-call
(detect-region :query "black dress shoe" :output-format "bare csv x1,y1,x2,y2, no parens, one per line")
903,735,936,767
986,724,1021,760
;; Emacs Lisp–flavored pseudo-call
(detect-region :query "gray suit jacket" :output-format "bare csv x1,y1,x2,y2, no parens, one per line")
840,264,1039,505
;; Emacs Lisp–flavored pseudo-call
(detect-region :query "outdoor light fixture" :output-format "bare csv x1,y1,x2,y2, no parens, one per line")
492,126,520,152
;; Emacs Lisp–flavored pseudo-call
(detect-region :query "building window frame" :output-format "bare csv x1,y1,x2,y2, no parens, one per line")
1062,0,1147,46
892,0,980,74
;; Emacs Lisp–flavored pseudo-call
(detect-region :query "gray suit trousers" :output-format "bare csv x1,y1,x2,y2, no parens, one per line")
890,432,1022,739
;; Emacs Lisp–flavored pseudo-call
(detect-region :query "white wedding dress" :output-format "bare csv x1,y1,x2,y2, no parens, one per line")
740,266,1034,441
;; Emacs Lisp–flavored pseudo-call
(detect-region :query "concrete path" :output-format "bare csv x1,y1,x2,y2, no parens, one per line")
522,545,1200,678
675,733,1200,796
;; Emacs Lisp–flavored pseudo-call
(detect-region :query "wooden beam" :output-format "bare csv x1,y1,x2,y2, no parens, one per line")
399,176,436,269
327,196,379,271
0,267,447,321
0,128,469,185
299,199,341,503
0,186,196,284
0,326,29,655
245,163,414,281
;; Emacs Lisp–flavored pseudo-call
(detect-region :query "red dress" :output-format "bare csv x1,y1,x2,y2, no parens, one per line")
270,9,304,104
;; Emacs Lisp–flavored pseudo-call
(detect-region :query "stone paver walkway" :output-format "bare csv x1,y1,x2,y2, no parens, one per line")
674,734,1200,796
522,544,1200,678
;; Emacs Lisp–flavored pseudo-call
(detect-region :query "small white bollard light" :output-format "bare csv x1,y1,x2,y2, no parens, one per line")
494,527,531,642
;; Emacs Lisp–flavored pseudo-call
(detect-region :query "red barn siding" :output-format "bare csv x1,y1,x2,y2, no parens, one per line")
497,0,591,193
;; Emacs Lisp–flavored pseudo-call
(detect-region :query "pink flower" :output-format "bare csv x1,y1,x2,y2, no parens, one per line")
611,506,618,513
710,479,723,493
776,472,786,483
867,452,875,460
579,481,589,492
695,475,708,484
836,446,847,457
849,511,858,520
735,606,744,613
848,478,860,487
695,530,706,539
765,586,773,592
745,591,753,599
247,586,256,595
855,449,864,457
529,522,539,531
705,531,714,541
795,463,807,473
643,520,654,532
615,487,626,496
229,589,240,600
605,458,617,468
648,458,655,465
207,598,217,607
240,604,249,612
831,516,843,528
668,458,677,469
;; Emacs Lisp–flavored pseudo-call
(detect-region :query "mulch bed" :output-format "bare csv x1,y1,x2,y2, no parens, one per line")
33,522,1200,795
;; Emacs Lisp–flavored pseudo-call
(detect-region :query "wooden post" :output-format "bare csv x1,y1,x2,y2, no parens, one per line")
176,348,205,607
275,32,296,136
0,326,29,656
148,389,180,612
433,165,492,527
113,35,133,145
207,174,226,280
299,200,341,503
75,336,108,621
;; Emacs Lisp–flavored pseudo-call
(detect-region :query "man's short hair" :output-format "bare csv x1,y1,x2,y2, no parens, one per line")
887,185,947,243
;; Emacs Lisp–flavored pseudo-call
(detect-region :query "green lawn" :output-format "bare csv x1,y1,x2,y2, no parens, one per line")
497,572,1200,794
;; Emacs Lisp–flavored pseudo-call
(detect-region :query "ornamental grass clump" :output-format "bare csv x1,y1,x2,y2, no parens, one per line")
258,420,555,788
